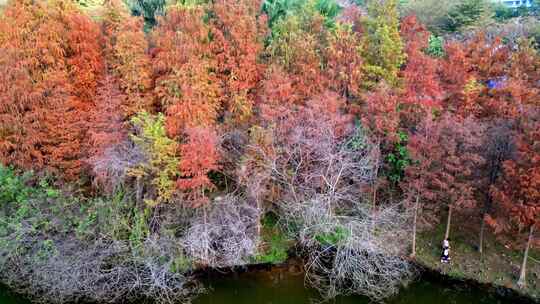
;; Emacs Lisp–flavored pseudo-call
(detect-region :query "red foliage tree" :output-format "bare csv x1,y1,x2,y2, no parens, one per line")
439,33,529,119
435,115,485,240
257,64,301,123
360,84,400,144
489,112,540,287
0,1,103,181
211,0,268,125
403,114,485,241
399,15,442,126
153,5,222,137
86,75,129,191
402,114,442,257
178,127,221,208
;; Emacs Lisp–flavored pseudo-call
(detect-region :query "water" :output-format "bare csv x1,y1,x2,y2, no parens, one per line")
0,287,27,304
193,268,518,304
0,270,522,304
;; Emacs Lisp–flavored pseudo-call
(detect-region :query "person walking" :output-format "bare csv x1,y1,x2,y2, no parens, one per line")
440,238,450,263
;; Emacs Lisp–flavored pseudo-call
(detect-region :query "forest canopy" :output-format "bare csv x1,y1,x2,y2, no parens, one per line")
0,0,538,303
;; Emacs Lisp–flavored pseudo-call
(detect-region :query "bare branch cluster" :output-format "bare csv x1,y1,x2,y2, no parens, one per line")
245,105,414,301
88,139,146,194
0,237,201,304
296,200,414,301
182,195,261,267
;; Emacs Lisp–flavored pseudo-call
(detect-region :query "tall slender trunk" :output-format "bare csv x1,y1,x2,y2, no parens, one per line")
136,176,143,205
517,225,535,288
479,189,494,253
203,202,209,264
372,182,378,211
372,141,381,212
256,199,262,243
479,214,486,254
411,195,419,258
444,205,452,240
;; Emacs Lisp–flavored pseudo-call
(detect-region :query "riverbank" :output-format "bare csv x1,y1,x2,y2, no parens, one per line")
192,258,538,304
0,262,528,304
415,216,540,302
1,250,537,304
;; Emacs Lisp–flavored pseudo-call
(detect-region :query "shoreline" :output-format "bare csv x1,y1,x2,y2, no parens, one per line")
191,256,539,304
1,256,538,304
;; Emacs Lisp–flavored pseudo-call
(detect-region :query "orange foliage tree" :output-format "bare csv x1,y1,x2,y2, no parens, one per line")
489,112,540,288
102,0,153,117
211,0,268,125
324,24,363,103
178,127,221,208
0,0,103,181
153,5,222,137
267,7,328,103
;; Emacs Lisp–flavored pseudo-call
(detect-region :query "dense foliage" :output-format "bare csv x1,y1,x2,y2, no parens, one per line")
0,0,538,302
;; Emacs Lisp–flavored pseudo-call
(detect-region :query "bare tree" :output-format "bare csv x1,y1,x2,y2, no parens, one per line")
183,195,261,267
245,100,414,300
0,237,201,304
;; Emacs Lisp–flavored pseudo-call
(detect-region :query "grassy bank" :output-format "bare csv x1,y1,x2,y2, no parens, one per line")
415,215,540,301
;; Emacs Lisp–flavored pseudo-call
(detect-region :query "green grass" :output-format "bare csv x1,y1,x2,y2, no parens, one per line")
252,213,292,264
415,214,540,300
314,225,350,246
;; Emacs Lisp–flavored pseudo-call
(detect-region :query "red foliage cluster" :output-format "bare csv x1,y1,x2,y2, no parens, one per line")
489,111,540,242
152,6,222,137
211,0,267,125
178,127,220,208
0,2,539,259
0,1,103,180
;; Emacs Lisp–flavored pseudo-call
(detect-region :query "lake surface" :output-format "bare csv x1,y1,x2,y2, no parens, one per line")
0,269,522,304
194,268,518,304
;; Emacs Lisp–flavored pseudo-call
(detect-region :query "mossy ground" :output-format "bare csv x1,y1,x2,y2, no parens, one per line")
415,213,540,301
252,213,293,265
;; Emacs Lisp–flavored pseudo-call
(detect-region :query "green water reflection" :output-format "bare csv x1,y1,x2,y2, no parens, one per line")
194,270,516,304
0,270,518,304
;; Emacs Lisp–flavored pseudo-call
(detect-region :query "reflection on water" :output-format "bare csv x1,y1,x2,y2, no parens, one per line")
194,268,514,304
0,269,517,304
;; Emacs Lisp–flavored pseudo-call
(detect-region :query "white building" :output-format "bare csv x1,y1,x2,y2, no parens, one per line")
494,0,534,8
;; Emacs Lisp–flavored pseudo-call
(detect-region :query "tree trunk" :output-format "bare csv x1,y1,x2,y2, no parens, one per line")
136,177,143,206
372,144,380,211
517,225,535,288
479,213,486,254
411,195,419,258
256,199,262,243
203,203,209,264
444,205,452,240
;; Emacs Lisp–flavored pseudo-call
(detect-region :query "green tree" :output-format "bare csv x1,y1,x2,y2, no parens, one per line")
426,35,445,57
129,112,180,207
444,0,492,33
400,0,458,35
361,0,405,87
263,0,341,31
124,0,165,29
